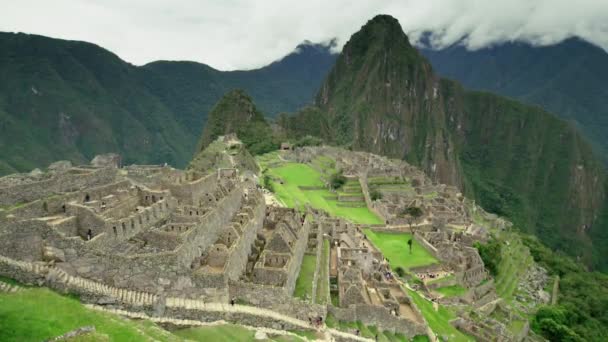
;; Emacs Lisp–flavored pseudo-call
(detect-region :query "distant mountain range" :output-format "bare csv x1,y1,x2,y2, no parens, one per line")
419,37,608,163
0,32,336,174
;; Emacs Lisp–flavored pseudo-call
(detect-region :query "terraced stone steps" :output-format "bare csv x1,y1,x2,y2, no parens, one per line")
0,281,21,293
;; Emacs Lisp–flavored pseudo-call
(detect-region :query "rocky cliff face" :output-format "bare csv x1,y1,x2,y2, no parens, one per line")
285,15,607,268
314,15,462,187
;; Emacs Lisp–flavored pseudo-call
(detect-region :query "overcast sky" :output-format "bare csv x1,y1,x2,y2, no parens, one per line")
2,0,607,70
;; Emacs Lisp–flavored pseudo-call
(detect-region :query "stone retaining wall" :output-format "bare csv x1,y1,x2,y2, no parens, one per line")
327,304,426,337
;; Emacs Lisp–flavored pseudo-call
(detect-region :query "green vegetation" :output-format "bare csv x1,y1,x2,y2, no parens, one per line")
293,254,316,300
421,38,608,164
0,32,336,175
406,289,472,341
522,235,608,341
263,163,382,224
370,189,383,200
293,135,323,148
315,240,330,304
197,89,277,155
329,169,347,190
363,229,438,270
493,235,533,300
474,238,502,276
0,287,180,341
325,313,407,341
434,285,467,297
174,324,255,341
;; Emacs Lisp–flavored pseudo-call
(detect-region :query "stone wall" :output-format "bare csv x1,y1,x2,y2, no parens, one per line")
328,304,426,337
164,172,218,205
229,281,326,320
0,168,117,206
223,198,266,281
0,255,319,333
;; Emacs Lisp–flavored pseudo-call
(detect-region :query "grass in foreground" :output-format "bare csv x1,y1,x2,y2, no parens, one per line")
174,324,255,341
406,289,473,342
293,254,316,300
266,163,382,224
363,229,438,270
0,287,179,341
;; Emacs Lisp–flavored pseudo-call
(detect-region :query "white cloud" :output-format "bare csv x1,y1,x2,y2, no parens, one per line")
1,0,607,70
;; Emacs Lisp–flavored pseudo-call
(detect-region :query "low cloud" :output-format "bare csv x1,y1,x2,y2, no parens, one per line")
1,0,607,70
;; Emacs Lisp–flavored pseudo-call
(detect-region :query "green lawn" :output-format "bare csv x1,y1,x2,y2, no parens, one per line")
363,230,438,270
0,287,180,341
174,324,254,341
435,285,467,297
406,289,473,342
293,254,316,300
266,163,382,224
315,239,330,304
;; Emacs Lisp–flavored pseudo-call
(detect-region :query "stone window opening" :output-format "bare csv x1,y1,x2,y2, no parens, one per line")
84,194,90,202
139,216,143,225
113,226,117,236
43,202,48,212
131,220,135,229
62,204,66,213
152,195,156,202
121,222,126,234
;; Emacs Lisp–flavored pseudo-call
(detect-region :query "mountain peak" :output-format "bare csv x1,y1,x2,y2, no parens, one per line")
196,89,276,156
346,14,413,51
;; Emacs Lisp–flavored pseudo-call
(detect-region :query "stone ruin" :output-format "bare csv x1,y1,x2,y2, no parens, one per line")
0,143,525,340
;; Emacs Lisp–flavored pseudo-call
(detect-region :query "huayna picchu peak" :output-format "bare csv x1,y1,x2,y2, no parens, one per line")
1,6,608,342
282,14,608,272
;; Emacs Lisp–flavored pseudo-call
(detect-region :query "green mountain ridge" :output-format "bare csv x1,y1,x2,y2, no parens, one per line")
280,15,608,270
0,32,335,174
196,89,276,155
420,38,608,162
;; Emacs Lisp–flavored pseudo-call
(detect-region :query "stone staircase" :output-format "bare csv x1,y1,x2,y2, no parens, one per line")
0,281,21,293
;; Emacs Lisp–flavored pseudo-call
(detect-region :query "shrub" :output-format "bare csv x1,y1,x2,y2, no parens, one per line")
474,238,502,276
395,267,406,277
370,189,383,201
294,135,323,147
329,170,347,190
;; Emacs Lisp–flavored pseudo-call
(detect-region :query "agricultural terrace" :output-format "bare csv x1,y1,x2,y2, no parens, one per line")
406,288,473,342
363,229,438,271
259,153,382,224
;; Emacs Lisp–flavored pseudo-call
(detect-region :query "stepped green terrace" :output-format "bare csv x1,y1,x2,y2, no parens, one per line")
363,230,438,270
263,162,382,224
